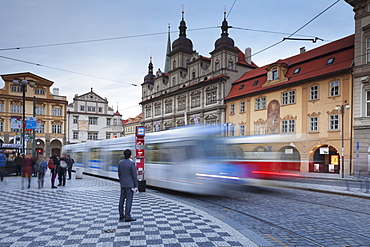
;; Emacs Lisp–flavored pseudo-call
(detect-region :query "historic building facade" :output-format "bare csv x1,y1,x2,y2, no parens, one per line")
345,0,370,175
225,35,354,175
66,88,123,143
122,113,142,136
0,72,67,157
140,12,256,132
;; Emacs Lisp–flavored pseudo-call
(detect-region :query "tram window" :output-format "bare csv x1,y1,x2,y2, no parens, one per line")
75,152,83,163
110,150,123,166
90,148,102,161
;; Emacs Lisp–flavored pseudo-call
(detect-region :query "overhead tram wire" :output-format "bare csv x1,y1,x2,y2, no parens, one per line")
0,27,218,52
0,54,137,87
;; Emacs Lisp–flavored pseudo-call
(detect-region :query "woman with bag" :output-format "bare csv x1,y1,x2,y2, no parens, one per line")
50,154,59,188
36,155,48,189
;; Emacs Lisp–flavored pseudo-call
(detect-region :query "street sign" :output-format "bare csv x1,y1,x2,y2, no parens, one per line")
26,117,37,129
356,142,360,150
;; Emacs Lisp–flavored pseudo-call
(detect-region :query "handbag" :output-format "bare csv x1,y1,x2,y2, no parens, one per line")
60,160,68,168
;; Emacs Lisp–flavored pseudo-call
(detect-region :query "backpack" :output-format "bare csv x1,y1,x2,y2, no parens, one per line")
48,159,55,170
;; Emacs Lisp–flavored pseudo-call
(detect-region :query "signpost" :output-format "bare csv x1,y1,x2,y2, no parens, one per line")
135,126,146,192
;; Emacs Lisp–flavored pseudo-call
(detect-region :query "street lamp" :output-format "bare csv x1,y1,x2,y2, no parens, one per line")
12,79,35,155
335,101,351,178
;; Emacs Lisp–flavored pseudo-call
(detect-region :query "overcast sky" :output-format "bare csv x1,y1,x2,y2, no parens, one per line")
0,0,354,119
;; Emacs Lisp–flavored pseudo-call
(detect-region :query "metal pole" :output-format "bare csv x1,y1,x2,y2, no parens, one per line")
22,85,26,155
32,96,36,157
342,105,345,178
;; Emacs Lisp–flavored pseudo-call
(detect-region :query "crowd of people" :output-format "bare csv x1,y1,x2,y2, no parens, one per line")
0,151,74,189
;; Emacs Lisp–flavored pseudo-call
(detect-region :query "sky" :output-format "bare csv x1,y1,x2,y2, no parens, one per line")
0,0,355,119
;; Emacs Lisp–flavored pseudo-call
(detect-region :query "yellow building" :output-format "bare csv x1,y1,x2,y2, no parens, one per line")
225,35,354,175
0,72,67,157
123,113,142,136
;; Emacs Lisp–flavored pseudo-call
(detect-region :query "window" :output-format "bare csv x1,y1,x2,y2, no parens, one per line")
89,117,98,125
310,117,318,132
252,80,259,86
34,88,45,95
330,115,339,130
11,86,22,92
88,132,98,140
113,119,117,125
52,124,62,134
73,116,78,124
87,106,96,112
282,119,295,133
98,107,103,113
240,125,245,136
206,91,217,104
73,131,79,139
255,97,266,110
240,101,245,113
230,104,235,114
330,81,340,97
0,122,3,132
192,70,196,79
230,126,235,136
106,133,111,139
282,91,296,105
0,103,4,112
191,95,200,108
272,69,278,80
255,122,266,135
178,99,186,111
52,108,62,116
36,123,44,133
367,91,370,117
155,104,161,115
293,68,301,74
35,107,45,115
228,60,233,70
11,105,22,113
326,58,335,65
310,85,319,100
367,38,370,63
145,107,152,117
80,105,85,111
215,61,220,70
165,101,172,114
106,118,111,126
239,84,244,90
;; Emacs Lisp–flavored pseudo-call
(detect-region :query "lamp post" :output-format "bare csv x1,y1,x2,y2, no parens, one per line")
12,79,35,155
335,101,350,178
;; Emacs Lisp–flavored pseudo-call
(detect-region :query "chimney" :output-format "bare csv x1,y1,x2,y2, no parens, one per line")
245,47,251,65
53,88,59,95
300,47,306,54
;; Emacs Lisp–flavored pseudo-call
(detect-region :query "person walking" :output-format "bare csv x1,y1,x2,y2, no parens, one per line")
58,154,70,186
48,156,57,188
21,155,33,189
67,155,74,180
118,149,138,222
35,155,48,189
14,153,22,176
0,150,6,182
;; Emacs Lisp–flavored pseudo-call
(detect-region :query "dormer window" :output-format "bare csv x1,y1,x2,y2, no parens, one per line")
272,69,278,80
326,58,335,65
293,68,301,74
252,80,259,86
239,84,244,90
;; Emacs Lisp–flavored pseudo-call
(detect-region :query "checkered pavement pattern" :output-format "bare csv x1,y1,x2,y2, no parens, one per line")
0,176,257,247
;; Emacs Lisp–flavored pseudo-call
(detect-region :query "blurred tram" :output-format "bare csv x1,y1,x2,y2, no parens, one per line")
223,134,303,185
62,126,241,195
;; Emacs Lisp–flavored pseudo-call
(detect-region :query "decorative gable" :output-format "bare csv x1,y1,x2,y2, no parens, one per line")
263,62,289,87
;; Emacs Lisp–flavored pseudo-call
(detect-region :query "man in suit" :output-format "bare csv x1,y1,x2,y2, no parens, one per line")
118,149,138,222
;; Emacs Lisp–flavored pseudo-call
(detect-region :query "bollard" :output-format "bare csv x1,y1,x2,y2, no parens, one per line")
75,167,83,179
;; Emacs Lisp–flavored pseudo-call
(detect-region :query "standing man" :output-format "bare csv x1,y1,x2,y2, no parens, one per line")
118,149,138,222
67,155,74,180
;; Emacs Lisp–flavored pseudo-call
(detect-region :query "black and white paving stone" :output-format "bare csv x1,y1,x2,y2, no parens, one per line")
0,176,257,247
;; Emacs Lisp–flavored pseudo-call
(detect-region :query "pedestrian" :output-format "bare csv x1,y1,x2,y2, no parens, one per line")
67,155,74,180
58,154,70,186
0,150,6,182
14,153,22,176
118,149,138,222
51,153,63,186
32,155,38,177
48,156,57,188
35,155,48,189
21,155,33,189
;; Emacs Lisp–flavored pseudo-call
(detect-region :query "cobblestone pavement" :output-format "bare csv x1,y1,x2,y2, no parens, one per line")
0,174,258,247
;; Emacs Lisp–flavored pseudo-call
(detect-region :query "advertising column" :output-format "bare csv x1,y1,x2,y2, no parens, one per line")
135,126,146,192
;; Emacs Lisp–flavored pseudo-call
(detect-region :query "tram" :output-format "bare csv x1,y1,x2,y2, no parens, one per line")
62,126,241,195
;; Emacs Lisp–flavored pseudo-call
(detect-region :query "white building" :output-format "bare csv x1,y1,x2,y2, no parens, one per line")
66,88,123,143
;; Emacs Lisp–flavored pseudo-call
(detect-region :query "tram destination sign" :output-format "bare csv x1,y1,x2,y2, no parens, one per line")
0,143,22,149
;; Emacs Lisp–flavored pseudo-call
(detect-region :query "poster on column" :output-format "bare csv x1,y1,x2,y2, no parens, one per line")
11,116,22,129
